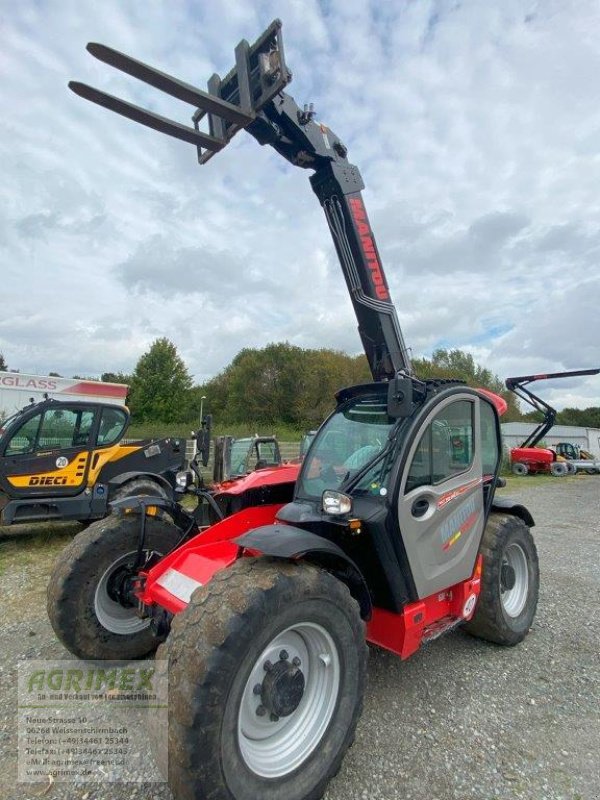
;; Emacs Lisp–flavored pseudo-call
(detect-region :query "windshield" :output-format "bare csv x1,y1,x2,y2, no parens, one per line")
0,411,23,442
229,438,252,476
297,392,396,500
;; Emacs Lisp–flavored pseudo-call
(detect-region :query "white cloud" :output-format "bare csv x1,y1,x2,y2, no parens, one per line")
1,0,600,408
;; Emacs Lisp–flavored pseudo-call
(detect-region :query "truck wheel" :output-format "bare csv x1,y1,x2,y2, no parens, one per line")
463,513,539,646
550,462,568,477
165,558,367,800
511,462,528,476
47,514,181,660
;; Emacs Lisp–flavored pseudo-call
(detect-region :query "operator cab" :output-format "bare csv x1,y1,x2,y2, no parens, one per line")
278,379,503,609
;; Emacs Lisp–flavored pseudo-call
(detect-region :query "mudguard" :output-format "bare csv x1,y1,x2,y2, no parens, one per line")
107,470,175,493
491,496,535,527
235,524,373,618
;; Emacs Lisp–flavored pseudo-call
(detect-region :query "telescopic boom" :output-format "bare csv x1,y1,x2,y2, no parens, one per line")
69,20,411,381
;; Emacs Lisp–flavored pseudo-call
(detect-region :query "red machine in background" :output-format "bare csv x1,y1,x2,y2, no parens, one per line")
505,369,600,476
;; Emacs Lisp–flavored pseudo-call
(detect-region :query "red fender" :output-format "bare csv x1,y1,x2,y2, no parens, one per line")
138,504,284,613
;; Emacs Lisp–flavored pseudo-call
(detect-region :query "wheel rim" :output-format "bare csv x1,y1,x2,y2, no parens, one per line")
237,622,341,778
500,543,529,617
94,551,151,635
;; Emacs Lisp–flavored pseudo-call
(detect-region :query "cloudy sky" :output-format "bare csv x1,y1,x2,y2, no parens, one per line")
2,0,600,409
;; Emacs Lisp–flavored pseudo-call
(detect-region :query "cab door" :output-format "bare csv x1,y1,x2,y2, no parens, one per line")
0,405,98,498
397,393,486,599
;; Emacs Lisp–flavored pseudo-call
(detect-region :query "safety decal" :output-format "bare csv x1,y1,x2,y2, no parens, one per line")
56,456,69,469
462,593,477,618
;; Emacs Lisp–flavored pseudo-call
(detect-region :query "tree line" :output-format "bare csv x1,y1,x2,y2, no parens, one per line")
2,342,598,429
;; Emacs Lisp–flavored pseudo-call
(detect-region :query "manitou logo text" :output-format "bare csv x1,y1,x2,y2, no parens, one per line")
348,197,390,301
29,477,68,486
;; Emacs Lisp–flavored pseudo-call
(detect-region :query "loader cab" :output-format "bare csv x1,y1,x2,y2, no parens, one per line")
280,381,503,609
0,399,129,502
214,435,283,482
555,442,579,460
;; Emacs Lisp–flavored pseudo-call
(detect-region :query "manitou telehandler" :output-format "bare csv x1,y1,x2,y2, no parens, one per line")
505,369,599,476
49,21,541,800
0,396,186,526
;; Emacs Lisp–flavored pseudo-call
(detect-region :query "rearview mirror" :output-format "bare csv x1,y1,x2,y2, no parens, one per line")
387,376,414,418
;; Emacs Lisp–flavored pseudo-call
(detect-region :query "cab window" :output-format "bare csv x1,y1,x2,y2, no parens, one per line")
5,414,42,456
38,408,95,449
5,407,96,455
256,441,278,467
405,400,474,493
97,407,128,446
480,400,500,477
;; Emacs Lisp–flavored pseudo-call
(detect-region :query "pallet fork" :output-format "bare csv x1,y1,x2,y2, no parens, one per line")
70,18,411,390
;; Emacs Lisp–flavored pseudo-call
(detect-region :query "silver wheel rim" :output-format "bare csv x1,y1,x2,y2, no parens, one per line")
501,543,529,617
94,551,151,635
237,622,341,778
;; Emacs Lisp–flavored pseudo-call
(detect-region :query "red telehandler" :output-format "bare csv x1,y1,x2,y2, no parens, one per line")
505,369,599,476
49,21,540,800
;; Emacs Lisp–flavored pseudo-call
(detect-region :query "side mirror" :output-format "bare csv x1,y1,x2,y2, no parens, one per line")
387,376,414,418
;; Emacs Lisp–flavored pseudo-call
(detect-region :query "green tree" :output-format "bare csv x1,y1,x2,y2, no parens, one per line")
128,338,193,423
0,352,7,371
101,371,132,386
225,343,305,425
557,406,600,428
199,344,371,429
425,348,521,421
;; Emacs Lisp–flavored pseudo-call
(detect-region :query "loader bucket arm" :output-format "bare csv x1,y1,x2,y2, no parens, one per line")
69,20,411,383
505,368,600,449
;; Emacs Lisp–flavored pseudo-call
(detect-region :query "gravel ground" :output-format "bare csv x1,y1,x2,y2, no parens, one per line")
0,477,598,800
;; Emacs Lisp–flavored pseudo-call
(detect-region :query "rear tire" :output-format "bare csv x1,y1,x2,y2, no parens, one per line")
550,462,568,477
164,558,367,800
511,462,528,476
463,513,539,646
47,514,181,660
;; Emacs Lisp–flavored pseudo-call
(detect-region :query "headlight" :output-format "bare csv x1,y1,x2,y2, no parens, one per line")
322,490,352,515
176,470,192,489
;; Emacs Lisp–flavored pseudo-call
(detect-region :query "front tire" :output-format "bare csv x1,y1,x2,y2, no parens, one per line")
47,514,181,660
550,461,568,477
165,558,367,800
463,513,539,646
511,462,528,476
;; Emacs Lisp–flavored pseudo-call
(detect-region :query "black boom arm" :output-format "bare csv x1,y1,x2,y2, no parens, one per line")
68,20,411,381
505,368,600,448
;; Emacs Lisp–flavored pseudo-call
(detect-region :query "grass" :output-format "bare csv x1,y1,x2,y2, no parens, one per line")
499,473,592,492
127,421,305,442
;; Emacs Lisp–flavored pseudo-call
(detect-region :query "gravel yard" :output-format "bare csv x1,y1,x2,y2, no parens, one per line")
0,477,598,800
